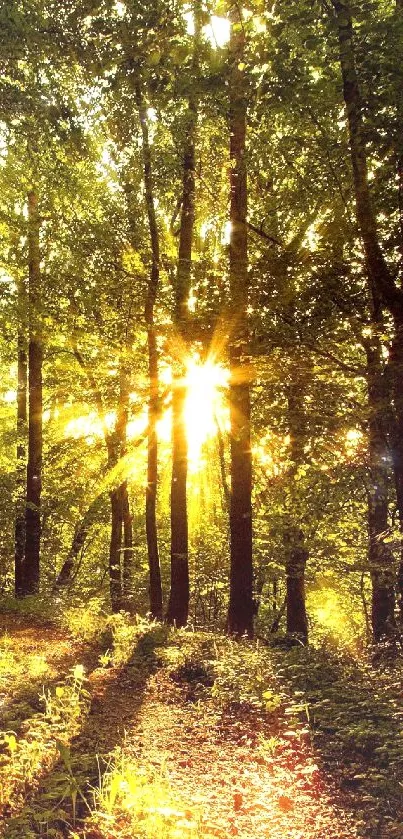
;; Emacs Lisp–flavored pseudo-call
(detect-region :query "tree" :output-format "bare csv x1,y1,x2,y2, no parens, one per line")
227,5,254,637
166,4,201,627
330,0,401,635
136,82,164,620
23,188,43,594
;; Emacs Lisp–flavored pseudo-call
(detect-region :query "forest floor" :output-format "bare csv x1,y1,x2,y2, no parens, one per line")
0,611,402,839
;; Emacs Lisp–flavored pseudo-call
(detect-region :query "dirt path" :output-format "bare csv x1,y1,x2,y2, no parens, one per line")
81,667,361,839
0,621,400,839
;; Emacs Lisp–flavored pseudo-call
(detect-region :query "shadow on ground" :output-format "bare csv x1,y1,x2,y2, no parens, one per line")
271,641,403,838
3,626,167,838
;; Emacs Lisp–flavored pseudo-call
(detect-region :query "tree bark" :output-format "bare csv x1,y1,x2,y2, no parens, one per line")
136,82,163,620
107,361,133,611
24,189,42,595
166,17,199,627
53,493,106,590
116,362,133,603
365,329,396,641
72,341,131,612
109,481,123,612
227,9,254,637
332,0,403,631
284,368,309,642
14,275,27,597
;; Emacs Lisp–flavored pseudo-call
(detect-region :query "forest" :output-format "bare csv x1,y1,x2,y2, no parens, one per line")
0,0,403,837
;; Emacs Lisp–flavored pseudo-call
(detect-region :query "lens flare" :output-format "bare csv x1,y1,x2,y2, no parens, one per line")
185,357,229,472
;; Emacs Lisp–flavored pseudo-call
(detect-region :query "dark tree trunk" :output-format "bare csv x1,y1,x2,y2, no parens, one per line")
121,478,133,601
109,483,123,612
167,381,189,626
394,0,403,259
227,9,254,638
146,324,163,618
285,531,309,639
166,28,199,627
14,290,27,597
107,363,133,612
332,0,403,631
284,372,309,642
365,331,396,640
24,190,42,595
137,82,163,620
117,363,133,603
389,325,403,621
53,493,106,590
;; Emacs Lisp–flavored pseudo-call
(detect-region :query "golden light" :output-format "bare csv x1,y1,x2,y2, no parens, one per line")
184,357,229,471
61,357,229,476
204,16,230,48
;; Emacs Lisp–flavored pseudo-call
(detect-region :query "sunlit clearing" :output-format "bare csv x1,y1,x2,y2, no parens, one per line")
64,411,100,442
344,427,363,459
204,16,230,48
185,358,229,472
307,583,365,651
183,7,230,48
3,389,16,404
183,9,194,35
222,220,232,245
62,358,229,475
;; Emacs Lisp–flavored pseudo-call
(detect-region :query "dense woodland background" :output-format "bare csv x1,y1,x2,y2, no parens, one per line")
1,0,403,649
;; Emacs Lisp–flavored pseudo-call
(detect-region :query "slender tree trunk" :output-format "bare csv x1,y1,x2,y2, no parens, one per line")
53,493,106,590
394,0,403,260
284,373,308,642
109,480,123,612
146,324,163,618
24,190,42,594
166,20,199,626
14,277,27,597
121,478,133,600
332,0,403,630
117,362,133,602
389,325,403,621
285,531,309,638
227,9,254,637
167,380,190,626
72,341,133,610
137,82,163,619
365,331,396,640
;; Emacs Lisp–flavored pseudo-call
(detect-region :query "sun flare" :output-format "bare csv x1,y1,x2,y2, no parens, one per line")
184,357,229,470
62,356,229,474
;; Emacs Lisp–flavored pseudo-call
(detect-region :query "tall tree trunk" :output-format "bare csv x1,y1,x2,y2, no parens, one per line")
121,478,133,600
284,373,309,642
117,362,133,603
53,494,106,590
24,189,42,595
332,0,403,630
394,0,403,260
137,82,163,620
227,9,254,637
109,479,123,612
365,327,396,640
14,275,27,597
107,361,132,612
166,17,200,627
72,341,133,611
389,326,403,621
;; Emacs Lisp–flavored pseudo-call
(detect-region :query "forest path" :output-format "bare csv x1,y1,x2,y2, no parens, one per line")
79,649,362,839
86,669,360,839
0,620,401,839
